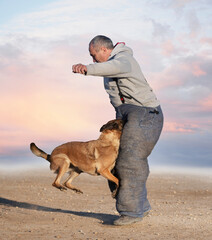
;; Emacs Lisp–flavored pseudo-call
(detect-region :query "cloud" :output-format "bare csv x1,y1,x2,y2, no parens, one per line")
187,9,201,37
163,121,200,133
201,37,212,46
0,43,22,59
199,94,212,111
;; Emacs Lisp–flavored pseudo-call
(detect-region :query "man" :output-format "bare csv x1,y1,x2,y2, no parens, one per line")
72,35,163,226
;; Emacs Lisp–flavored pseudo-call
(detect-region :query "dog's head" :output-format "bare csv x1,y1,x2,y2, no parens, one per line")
100,119,124,132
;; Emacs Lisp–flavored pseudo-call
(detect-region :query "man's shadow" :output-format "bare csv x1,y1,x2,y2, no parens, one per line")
0,196,118,225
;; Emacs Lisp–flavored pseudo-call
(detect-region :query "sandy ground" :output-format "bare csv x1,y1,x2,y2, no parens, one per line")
0,169,211,240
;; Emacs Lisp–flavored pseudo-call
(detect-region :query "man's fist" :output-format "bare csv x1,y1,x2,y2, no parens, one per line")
72,64,87,75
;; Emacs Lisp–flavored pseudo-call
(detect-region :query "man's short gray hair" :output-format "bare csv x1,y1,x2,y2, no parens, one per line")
89,35,114,51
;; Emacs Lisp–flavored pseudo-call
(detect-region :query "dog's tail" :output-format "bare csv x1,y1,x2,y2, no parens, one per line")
30,143,51,162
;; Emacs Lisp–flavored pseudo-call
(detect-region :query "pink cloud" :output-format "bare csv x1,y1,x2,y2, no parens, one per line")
148,56,208,94
163,121,199,133
160,40,175,56
175,60,207,77
200,37,212,46
171,0,194,9
190,62,206,77
199,94,212,111
148,67,183,91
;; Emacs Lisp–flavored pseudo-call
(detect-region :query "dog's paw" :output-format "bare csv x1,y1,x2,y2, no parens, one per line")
59,186,67,191
73,188,83,194
52,183,67,191
112,191,116,198
112,188,119,198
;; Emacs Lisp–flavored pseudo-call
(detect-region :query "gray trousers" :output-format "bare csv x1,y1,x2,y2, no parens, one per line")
111,104,163,217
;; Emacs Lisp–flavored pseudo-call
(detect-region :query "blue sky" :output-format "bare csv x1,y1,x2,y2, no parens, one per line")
0,0,54,24
0,0,212,172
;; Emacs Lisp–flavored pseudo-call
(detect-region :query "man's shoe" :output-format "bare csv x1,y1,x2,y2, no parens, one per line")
113,210,150,226
113,215,143,226
143,210,150,217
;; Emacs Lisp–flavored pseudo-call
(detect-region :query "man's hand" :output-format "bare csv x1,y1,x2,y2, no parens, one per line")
72,64,87,75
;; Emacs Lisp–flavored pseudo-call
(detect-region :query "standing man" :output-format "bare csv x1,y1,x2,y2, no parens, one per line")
72,35,163,226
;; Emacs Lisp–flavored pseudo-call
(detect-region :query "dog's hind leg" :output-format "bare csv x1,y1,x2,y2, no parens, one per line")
63,171,83,194
99,169,119,198
52,160,70,191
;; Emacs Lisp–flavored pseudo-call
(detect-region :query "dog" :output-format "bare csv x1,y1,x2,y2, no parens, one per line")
30,119,123,197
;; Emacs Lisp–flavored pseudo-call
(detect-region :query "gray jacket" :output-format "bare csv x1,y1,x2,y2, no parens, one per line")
86,43,160,108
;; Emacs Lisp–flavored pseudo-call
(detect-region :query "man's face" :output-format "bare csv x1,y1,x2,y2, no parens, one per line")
89,44,111,63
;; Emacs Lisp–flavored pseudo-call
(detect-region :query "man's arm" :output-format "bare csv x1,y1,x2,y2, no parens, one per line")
72,57,131,77
86,58,131,77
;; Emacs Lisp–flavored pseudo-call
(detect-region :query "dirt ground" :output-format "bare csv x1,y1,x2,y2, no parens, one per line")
0,169,211,240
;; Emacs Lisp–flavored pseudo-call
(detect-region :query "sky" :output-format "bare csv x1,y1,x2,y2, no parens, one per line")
0,0,211,172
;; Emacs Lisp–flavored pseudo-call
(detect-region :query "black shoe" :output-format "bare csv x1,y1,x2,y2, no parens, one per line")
113,215,143,226
143,210,150,217
113,210,150,226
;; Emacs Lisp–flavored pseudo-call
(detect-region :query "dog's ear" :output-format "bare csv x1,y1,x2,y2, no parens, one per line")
100,120,121,132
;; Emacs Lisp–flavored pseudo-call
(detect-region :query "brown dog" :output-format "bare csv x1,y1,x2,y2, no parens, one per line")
30,119,123,197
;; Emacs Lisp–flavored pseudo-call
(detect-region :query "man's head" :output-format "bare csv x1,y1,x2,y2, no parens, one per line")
89,35,113,63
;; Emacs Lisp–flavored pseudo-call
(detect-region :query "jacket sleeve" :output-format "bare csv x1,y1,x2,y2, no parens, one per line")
86,56,131,78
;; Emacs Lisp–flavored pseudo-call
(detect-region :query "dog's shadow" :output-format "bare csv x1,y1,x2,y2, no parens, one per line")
0,196,118,225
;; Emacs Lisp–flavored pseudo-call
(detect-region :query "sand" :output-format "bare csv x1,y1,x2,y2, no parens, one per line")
0,169,211,240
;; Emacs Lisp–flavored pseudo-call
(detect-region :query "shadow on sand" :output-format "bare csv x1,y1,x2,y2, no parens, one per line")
0,196,118,225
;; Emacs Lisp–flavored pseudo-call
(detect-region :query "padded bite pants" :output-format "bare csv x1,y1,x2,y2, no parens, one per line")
112,104,163,217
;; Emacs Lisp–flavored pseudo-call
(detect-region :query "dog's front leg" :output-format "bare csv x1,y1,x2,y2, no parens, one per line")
99,169,119,198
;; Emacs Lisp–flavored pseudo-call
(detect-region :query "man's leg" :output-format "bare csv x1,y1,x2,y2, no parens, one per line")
108,170,151,215
115,123,150,217
114,105,163,225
